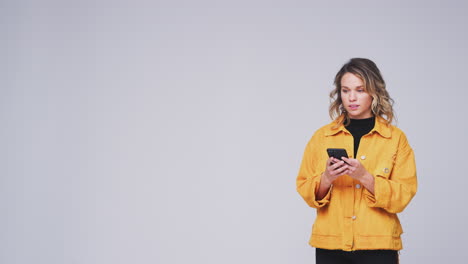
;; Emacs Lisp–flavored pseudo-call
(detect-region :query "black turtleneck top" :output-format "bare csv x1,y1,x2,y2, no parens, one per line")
345,116,375,157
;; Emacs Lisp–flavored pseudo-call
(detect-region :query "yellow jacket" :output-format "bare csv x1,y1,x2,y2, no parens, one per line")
296,117,417,251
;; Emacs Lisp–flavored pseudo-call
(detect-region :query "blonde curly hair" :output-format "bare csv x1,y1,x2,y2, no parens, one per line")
329,58,395,126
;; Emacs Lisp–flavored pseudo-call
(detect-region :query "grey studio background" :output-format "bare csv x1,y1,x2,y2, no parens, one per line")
2,0,467,263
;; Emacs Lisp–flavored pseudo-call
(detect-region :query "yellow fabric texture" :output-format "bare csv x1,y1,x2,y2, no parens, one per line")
296,117,417,251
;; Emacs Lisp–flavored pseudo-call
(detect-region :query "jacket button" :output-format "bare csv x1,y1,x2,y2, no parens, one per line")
384,168,389,173
352,215,356,220
356,184,361,189
360,155,366,160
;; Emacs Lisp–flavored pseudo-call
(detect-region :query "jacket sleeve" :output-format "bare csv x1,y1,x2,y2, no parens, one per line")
296,131,331,208
363,133,418,213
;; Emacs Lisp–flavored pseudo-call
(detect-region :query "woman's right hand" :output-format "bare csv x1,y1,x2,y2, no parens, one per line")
316,157,348,200
322,157,349,186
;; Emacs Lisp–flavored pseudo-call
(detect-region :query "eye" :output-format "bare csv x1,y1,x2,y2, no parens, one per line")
341,89,348,93
357,89,364,93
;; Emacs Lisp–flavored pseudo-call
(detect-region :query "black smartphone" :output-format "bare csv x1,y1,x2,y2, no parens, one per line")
326,148,349,164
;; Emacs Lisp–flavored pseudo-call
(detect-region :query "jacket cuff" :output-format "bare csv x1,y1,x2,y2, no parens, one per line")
313,178,332,207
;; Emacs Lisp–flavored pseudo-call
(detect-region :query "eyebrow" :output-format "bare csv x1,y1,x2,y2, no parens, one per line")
341,85,364,89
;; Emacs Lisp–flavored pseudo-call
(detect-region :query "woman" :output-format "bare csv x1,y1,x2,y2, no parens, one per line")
296,58,417,264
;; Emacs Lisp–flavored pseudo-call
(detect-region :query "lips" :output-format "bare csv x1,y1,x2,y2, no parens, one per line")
348,104,359,110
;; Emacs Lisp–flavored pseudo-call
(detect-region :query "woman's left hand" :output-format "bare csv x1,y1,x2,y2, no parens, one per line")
341,157,368,181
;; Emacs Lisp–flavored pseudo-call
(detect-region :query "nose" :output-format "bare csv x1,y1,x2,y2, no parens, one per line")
349,91,357,101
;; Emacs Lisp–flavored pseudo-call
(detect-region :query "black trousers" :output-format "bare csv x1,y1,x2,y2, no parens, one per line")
316,248,399,264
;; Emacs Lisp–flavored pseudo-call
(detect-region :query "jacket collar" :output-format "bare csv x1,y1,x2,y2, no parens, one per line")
324,116,392,138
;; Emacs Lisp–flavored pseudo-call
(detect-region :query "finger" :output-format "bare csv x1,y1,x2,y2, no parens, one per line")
331,160,345,170
337,171,349,177
335,165,349,174
341,157,352,164
326,160,336,170
344,157,360,167
330,162,348,174
335,168,350,177
331,158,341,167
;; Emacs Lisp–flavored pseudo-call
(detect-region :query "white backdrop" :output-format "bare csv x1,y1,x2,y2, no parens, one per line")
2,0,468,263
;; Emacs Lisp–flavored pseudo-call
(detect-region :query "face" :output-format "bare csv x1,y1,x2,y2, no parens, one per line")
340,72,373,119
